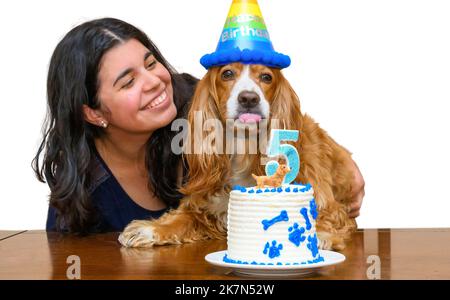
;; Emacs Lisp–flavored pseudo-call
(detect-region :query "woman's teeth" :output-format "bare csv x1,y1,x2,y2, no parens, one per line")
146,91,167,109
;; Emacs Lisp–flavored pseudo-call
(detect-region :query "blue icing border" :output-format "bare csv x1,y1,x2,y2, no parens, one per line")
232,182,313,194
223,254,325,265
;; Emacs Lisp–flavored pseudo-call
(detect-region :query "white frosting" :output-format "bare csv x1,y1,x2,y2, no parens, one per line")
226,184,320,264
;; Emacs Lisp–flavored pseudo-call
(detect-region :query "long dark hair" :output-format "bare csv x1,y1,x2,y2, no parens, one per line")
32,18,197,234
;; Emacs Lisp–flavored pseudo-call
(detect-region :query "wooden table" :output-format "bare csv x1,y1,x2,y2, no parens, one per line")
0,230,26,241
0,229,449,280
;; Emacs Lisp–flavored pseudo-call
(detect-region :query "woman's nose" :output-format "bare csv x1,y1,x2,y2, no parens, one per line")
142,70,162,92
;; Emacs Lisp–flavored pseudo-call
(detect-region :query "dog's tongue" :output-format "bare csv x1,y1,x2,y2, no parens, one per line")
239,113,262,124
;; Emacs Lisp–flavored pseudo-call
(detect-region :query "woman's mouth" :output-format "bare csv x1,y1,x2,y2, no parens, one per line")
143,90,168,110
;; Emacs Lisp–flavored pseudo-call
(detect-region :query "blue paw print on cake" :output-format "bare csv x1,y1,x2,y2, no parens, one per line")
300,207,312,230
263,241,283,259
307,234,319,257
288,223,306,246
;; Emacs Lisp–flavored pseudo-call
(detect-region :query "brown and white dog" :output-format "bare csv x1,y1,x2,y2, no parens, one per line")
118,63,357,250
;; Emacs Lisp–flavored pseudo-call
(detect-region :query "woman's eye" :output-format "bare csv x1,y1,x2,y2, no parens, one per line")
221,70,235,81
260,73,273,83
121,78,134,89
146,61,157,69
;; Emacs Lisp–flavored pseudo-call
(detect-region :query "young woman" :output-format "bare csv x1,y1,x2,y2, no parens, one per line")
33,18,364,234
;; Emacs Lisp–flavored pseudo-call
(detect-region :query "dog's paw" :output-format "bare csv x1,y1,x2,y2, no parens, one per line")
118,220,156,248
317,231,346,251
318,237,333,250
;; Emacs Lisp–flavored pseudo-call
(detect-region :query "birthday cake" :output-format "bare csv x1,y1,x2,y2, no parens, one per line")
224,183,324,265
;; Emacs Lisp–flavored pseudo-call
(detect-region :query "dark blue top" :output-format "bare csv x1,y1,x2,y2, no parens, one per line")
46,147,169,233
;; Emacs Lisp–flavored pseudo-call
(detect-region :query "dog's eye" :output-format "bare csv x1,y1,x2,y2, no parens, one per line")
221,70,235,81
260,73,273,83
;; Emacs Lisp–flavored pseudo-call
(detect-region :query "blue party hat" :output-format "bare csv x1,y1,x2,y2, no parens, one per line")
200,0,291,69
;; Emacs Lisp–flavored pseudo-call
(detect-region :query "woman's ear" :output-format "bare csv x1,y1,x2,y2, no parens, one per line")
83,104,108,128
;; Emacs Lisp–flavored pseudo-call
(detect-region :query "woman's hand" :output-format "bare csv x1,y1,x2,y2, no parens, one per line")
348,160,365,218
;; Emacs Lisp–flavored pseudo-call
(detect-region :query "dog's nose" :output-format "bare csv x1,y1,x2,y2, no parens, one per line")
238,91,260,108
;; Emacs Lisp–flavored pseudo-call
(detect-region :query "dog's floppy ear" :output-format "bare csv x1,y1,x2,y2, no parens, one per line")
180,69,230,197
270,71,303,132
268,71,304,181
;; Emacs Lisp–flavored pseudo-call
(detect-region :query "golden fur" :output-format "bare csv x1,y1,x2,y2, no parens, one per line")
118,63,357,250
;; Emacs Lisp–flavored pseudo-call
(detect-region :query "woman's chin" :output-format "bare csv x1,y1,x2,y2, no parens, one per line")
163,101,178,123
146,101,177,129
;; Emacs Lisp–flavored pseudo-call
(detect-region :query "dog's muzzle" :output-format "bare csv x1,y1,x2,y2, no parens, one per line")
238,91,260,109
237,91,264,123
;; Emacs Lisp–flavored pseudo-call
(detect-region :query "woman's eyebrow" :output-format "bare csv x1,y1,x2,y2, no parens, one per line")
113,68,133,87
144,51,153,61
112,51,154,87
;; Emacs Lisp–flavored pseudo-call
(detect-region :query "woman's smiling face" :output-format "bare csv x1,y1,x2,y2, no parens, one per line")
96,38,176,134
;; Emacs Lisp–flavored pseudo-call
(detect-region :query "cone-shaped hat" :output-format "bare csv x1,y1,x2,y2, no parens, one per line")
200,0,291,69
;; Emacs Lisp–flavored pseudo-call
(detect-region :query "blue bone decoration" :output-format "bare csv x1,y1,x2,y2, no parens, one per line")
300,207,312,230
261,210,289,231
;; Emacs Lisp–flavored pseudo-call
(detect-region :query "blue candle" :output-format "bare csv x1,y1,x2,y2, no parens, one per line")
265,129,300,184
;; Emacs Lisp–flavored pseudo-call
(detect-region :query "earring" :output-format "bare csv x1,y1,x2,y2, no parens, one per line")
100,120,108,128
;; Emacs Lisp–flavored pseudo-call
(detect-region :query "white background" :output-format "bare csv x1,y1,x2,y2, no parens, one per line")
0,0,449,230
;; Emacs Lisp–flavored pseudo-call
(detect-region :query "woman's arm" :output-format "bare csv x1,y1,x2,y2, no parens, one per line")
347,160,365,218
46,205,57,231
